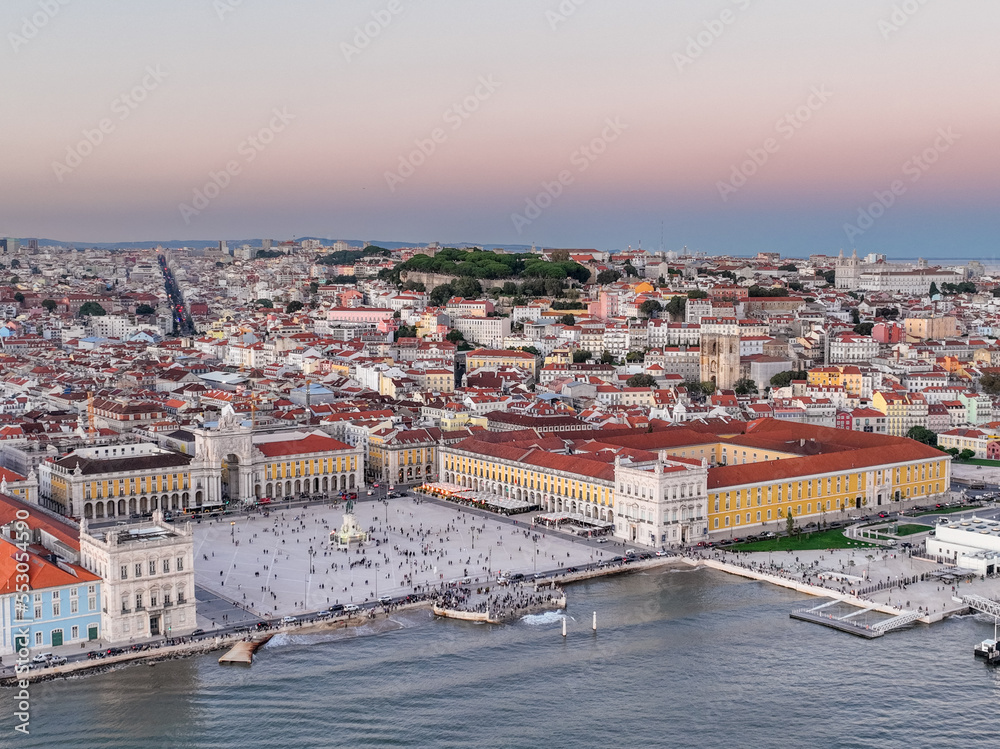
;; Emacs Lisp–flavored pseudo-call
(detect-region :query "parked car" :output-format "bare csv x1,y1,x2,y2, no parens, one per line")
32,653,52,664
49,655,67,665
281,616,297,624
343,604,360,613
378,595,392,605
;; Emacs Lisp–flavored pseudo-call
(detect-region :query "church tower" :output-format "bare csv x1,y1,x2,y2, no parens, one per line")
699,318,740,390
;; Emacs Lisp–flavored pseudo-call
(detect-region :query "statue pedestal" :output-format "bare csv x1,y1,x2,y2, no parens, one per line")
331,511,368,549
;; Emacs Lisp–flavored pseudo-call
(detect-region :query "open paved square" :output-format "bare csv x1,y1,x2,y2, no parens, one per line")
191,496,610,623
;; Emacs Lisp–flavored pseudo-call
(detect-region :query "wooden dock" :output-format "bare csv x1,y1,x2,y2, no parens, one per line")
218,634,273,665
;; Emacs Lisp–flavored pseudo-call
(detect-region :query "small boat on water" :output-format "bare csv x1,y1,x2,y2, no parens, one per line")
974,638,1000,663
974,618,1000,663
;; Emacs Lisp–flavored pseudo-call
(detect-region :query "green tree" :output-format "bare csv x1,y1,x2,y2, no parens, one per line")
429,284,454,307
135,304,155,315
518,346,541,355
946,447,960,458
41,299,57,312
929,281,940,296
959,449,976,461
700,380,717,395
13,292,24,303
559,314,576,326
786,508,795,536
396,325,417,339
778,264,798,272
573,350,592,363
79,301,107,317
446,329,465,343
821,269,836,285
255,298,274,308
596,270,622,285
308,281,319,295
627,374,657,387
550,249,571,262
451,276,483,298
639,299,663,318
285,300,304,313
734,378,758,395
906,426,938,447
981,372,1000,395
600,350,616,364
622,262,639,277
769,370,806,389
625,350,644,363
683,379,705,396
853,322,874,336
10,259,20,269
665,296,686,320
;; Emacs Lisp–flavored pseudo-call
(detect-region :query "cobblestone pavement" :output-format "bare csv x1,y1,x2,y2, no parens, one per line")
192,497,607,621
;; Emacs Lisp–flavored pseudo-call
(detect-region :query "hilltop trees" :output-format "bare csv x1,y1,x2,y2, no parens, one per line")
79,301,107,317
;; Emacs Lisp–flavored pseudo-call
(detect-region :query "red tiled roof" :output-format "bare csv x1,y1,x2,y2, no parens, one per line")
255,433,354,457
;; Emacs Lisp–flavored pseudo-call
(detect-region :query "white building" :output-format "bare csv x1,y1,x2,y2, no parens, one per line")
79,511,197,642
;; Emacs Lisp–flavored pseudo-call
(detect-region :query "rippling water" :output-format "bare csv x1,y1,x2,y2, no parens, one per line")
11,568,1000,748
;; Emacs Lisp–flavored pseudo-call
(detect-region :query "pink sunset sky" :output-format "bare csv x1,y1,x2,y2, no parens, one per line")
2,0,998,256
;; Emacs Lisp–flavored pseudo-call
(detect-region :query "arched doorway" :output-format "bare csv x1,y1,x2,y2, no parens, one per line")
222,453,241,502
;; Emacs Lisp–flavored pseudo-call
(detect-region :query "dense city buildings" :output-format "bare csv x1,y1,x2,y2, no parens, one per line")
0,237,991,656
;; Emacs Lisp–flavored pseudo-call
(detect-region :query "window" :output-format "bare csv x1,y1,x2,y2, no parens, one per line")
149,560,156,576
150,592,158,607
88,596,96,611
135,593,143,610
35,632,42,646
34,604,42,619
120,566,127,580
135,563,142,578
163,559,170,574
71,599,78,614
71,626,79,640
53,590,60,600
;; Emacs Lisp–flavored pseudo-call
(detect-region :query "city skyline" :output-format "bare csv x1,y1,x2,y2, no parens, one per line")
3,0,998,255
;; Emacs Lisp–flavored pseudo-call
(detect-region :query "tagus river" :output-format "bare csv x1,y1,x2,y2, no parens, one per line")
10,568,1000,748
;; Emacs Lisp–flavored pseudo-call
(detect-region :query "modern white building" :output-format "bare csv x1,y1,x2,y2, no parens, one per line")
925,516,1000,575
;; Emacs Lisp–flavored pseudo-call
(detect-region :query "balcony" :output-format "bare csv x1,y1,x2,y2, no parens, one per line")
121,607,131,614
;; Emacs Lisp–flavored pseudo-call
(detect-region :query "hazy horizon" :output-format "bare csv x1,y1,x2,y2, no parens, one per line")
3,0,998,257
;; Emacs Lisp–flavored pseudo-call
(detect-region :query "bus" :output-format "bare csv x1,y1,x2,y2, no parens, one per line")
182,502,225,519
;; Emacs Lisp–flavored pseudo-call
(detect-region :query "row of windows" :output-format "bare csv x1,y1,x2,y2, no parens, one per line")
711,484,943,528
445,456,614,505
85,473,187,498
120,557,183,580
265,457,355,480
710,463,944,507
16,594,97,621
